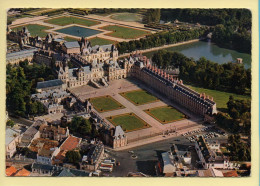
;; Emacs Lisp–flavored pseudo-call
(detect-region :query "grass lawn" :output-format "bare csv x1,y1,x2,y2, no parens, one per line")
89,37,116,46
101,25,150,39
186,85,251,111
63,36,77,42
120,90,159,105
12,24,52,37
110,13,143,22
107,113,150,132
89,95,124,112
45,16,100,27
145,106,186,124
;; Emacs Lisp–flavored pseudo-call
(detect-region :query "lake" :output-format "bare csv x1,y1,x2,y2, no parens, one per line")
143,41,251,69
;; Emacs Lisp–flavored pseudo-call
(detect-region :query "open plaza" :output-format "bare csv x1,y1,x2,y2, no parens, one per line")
70,78,202,142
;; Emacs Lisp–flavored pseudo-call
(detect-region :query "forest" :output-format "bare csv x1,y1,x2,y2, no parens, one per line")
151,50,251,95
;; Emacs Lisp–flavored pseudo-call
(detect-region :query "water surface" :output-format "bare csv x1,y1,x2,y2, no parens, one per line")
143,41,251,69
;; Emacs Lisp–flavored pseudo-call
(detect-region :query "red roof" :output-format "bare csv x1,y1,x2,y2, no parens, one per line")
223,170,238,177
14,168,30,176
6,166,17,176
61,135,81,151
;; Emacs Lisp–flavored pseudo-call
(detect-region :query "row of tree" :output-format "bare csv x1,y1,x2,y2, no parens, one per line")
151,50,251,95
216,96,251,135
116,27,208,54
6,61,54,117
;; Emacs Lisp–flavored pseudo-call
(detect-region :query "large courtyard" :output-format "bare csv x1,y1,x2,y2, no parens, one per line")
70,78,202,141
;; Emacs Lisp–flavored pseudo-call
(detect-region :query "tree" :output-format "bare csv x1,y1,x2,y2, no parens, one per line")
65,150,81,164
70,116,92,136
6,120,15,127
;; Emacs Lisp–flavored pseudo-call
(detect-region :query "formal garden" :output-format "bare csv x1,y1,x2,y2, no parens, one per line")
107,113,150,132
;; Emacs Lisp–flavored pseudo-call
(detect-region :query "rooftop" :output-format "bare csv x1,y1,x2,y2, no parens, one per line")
5,128,20,145
64,41,80,49
37,79,64,89
6,48,38,61
14,168,31,176
6,166,17,176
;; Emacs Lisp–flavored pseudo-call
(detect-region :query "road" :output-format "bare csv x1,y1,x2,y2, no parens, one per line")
102,132,228,177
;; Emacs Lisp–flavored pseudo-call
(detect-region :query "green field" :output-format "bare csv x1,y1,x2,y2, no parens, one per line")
145,106,185,124
63,36,77,42
89,95,124,112
89,37,116,46
186,85,251,110
101,25,150,39
45,16,100,26
107,113,150,132
12,24,52,37
120,90,159,105
110,13,143,22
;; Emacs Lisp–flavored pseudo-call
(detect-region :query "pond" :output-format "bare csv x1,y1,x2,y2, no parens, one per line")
143,41,251,69
55,26,103,38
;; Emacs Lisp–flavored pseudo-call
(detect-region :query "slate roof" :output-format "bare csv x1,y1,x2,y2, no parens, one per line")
64,41,80,49
5,128,20,145
114,126,125,140
37,79,64,89
6,48,38,62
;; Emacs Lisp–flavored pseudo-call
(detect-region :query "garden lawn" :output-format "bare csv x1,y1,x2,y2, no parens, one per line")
89,95,124,112
12,24,52,37
63,36,77,42
101,25,150,39
45,16,100,26
107,113,150,132
89,37,116,46
120,90,158,105
145,106,185,124
110,13,143,22
186,85,251,110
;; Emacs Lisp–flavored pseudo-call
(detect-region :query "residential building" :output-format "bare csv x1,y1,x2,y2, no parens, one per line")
14,168,31,176
54,135,82,164
5,166,17,176
5,128,21,158
31,163,92,176
19,119,46,147
39,124,69,141
81,141,104,171
195,136,234,169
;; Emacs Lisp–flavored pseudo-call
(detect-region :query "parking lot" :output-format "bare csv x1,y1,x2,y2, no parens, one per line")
97,125,229,177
